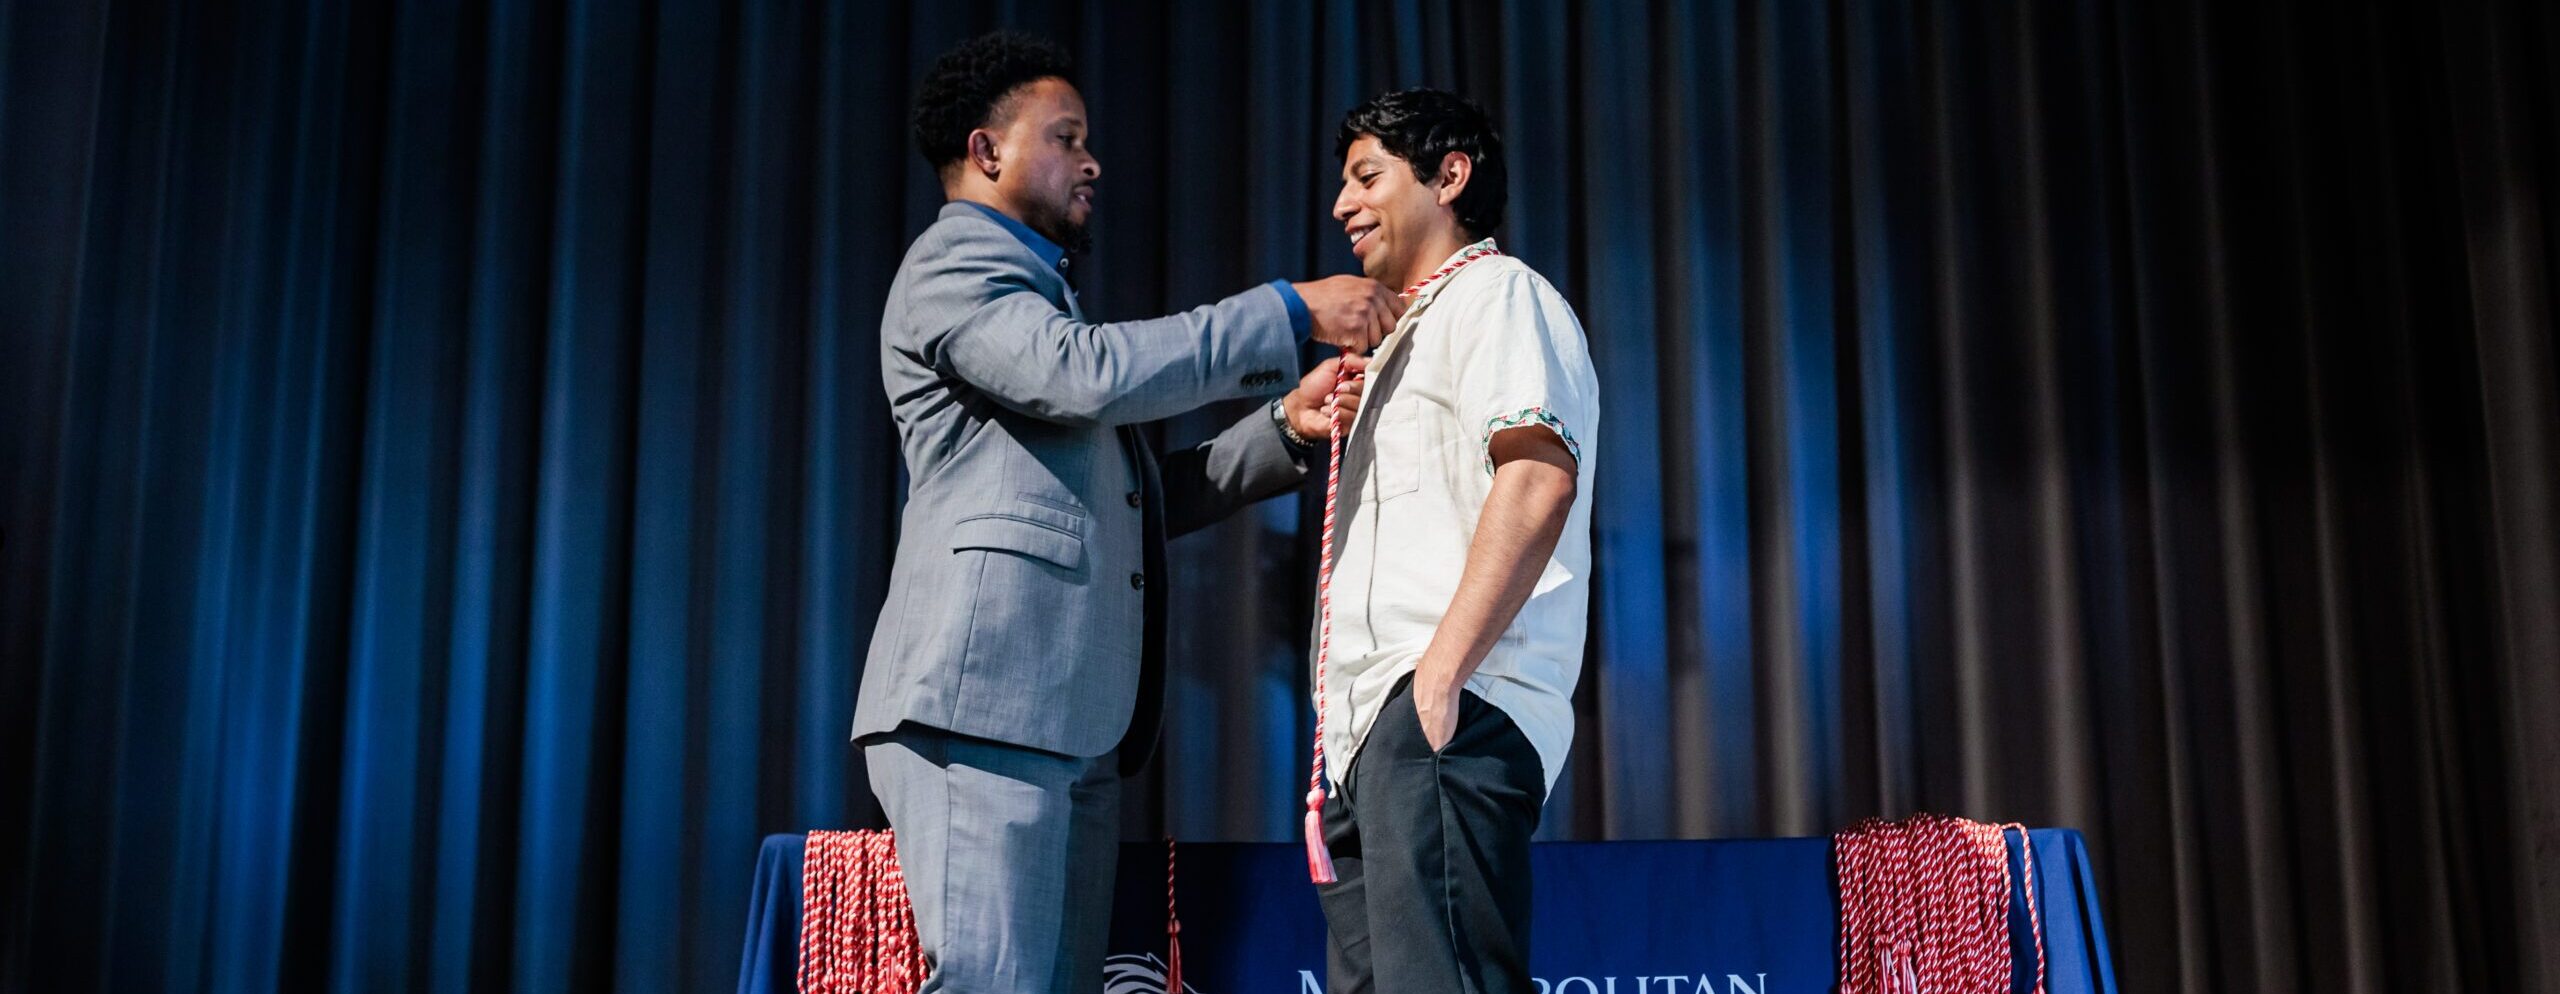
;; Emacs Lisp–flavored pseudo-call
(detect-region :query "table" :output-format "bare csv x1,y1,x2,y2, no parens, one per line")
740,830,2118,994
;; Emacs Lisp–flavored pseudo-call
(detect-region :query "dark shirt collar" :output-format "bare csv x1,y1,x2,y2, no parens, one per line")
950,199,1067,275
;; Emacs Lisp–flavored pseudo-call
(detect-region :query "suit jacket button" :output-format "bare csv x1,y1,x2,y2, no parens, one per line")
1126,491,1142,508
1129,573,1147,590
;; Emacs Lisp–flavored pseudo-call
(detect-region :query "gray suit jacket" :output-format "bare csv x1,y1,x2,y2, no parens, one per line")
852,202,1312,766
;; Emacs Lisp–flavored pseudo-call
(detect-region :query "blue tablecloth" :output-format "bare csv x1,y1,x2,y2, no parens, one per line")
741,830,2117,994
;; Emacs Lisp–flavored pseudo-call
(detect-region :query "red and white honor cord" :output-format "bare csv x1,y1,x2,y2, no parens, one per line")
1304,243,1501,884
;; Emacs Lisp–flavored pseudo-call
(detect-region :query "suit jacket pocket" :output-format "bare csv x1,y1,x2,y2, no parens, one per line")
950,507,1085,571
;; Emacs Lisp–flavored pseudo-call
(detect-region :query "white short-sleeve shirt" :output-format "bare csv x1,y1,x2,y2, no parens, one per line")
1318,240,1599,794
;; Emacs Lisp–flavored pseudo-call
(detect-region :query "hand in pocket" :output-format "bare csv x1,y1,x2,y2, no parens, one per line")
1411,677,1460,754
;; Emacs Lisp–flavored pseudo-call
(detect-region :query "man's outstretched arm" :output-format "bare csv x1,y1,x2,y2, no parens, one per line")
1158,353,1368,537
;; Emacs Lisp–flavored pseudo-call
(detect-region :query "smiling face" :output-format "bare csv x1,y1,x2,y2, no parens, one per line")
984,77,1099,251
1332,134,1468,292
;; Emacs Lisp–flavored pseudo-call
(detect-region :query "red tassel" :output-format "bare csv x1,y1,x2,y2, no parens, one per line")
1303,797,1337,884
1165,836,1184,994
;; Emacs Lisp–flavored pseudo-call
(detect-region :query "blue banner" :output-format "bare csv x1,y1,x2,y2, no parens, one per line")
742,831,2118,994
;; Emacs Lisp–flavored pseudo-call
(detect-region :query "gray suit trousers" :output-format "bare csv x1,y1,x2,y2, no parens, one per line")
865,724,1121,994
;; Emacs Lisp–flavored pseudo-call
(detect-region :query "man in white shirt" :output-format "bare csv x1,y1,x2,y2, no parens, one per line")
1309,88,1600,994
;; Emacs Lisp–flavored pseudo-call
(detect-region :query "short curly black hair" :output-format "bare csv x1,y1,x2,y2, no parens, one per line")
1335,88,1507,238
913,32,1076,173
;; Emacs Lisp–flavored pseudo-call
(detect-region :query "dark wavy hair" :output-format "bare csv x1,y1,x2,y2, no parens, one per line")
1335,88,1507,238
912,32,1075,173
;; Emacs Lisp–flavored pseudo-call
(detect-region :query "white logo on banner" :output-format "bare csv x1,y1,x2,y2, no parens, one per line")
1118,959,1772,994
1291,970,1772,994
1531,977,1770,994
1103,953,1200,994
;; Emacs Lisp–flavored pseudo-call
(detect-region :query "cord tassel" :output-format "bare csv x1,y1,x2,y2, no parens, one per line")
1304,790,1337,883
1164,836,1185,993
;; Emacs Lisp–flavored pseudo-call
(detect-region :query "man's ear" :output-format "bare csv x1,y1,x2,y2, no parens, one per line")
1435,151,1473,208
968,129,1002,179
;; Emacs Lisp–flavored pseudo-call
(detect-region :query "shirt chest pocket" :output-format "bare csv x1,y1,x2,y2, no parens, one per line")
1370,410,1425,502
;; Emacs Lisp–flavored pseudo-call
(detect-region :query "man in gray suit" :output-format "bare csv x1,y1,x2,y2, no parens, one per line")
851,32,1401,993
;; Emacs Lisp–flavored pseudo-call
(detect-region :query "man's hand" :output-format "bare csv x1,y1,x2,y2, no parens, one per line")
1282,353,1369,441
1412,668,1461,753
1292,275,1404,352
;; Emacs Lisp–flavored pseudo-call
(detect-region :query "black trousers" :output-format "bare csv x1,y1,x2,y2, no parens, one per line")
1316,675,1548,994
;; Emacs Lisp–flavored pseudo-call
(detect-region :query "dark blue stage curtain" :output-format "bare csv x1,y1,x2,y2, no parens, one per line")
5,0,2557,991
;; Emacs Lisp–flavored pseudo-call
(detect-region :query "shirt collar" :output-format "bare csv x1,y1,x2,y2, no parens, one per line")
950,199,1068,275
1402,237,1502,314
1348,237,1506,454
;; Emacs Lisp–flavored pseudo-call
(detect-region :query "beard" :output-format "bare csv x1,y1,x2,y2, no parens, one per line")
1053,217,1093,255
1025,192,1094,254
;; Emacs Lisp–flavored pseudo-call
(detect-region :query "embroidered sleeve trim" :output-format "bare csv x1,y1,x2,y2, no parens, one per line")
1481,407,1582,475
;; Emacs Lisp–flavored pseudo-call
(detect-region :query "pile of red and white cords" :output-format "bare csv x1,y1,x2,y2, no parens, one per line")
798,831,1187,994
798,830,925,994
1834,814,2046,994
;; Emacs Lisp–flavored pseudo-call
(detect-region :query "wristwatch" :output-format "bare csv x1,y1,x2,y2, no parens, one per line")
1269,396,1317,451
